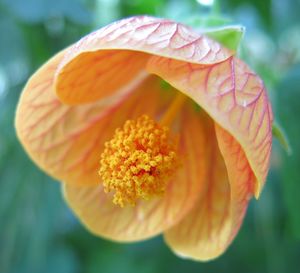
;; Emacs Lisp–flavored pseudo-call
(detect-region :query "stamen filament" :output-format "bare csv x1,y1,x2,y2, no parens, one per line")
160,92,186,126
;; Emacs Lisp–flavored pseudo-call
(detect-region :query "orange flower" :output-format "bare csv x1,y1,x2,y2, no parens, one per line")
15,16,273,261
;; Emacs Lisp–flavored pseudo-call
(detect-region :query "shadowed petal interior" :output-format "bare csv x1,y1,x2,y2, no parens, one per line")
63,101,209,242
55,50,149,105
164,118,255,261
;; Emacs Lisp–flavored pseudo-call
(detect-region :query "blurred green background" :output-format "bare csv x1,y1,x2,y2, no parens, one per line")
0,0,300,272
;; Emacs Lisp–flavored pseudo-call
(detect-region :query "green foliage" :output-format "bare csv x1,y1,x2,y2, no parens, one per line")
186,15,245,51
204,25,245,51
0,0,299,273
276,64,300,240
272,122,292,155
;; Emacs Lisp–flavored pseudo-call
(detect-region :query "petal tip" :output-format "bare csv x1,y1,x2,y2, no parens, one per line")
164,235,228,262
254,181,262,199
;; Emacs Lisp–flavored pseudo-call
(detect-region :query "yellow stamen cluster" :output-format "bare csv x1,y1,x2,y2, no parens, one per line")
99,115,179,207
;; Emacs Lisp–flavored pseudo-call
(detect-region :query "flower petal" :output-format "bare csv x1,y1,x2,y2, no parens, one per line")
16,49,163,186
55,16,233,105
63,102,208,241
164,118,255,261
55,50,150,105
147,56,272,197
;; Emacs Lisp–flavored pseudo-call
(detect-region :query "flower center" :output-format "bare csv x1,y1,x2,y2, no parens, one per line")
99,92,185,207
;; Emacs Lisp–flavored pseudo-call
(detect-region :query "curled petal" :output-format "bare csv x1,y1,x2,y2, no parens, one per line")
63,101,208,241
55,16,233,105
164,117,255,261
16,50,159,186
147,56,272,197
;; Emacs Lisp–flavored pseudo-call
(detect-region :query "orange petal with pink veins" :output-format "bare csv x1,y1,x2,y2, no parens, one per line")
55,16,233,105
164,116,255,261
55,50,150,105
16,49,164,186
63,100,208,241
147,56,273,197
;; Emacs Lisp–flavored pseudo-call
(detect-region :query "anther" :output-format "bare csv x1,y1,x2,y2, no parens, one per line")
99,115,180,207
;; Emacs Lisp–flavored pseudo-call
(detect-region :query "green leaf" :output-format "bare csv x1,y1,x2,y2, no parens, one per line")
185,16,245,51
204,25,245,51
272,122,292,155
